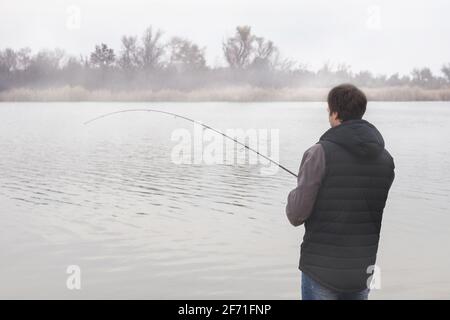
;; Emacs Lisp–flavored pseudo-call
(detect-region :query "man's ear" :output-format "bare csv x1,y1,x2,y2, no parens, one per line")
330,111,338,120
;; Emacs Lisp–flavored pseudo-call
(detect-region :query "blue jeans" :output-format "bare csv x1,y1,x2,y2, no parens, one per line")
301,272,369,300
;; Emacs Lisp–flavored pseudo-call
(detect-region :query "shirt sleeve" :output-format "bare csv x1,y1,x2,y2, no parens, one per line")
285,144,326,227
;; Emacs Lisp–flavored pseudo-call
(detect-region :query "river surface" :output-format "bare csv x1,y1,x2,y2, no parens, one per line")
0,102,449,299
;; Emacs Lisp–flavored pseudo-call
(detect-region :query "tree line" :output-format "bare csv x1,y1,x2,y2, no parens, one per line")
1,25,450,92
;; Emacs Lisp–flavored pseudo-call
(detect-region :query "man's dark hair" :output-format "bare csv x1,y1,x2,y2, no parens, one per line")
328,84,367,121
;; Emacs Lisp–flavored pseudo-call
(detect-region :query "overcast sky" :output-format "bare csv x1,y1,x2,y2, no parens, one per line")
1,0,449,75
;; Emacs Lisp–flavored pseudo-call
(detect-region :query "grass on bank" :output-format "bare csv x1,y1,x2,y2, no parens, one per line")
1,85,450,102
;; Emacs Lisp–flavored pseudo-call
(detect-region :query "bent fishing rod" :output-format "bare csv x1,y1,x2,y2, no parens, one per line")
84,108,298,178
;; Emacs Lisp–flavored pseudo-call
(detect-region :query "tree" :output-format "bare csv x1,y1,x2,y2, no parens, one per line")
386,73,410,86
140,26,165,70
90,43,115,69
223,26,255,69
15,48,32,70
223,25,286,71
354,70,374,86
0,48,18,73
27,49,65,79
442,64,450,83
0,47,31,73
335,63,352,81
411,68,435,87
168,37,206,71
33,49,65,69
250,37,278,70
118,36,140,71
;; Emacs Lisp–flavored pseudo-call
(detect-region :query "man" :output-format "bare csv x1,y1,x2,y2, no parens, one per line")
286,84,395,300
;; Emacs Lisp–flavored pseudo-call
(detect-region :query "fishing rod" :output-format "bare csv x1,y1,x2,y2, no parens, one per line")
84,108,298,178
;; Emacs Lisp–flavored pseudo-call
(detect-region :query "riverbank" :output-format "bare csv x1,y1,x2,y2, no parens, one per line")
1,85,450,102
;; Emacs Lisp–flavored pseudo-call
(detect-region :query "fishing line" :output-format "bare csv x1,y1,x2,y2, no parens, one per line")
84,108,298,178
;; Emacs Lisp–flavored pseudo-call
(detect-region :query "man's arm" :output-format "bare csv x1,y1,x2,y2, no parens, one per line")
286,144,326,227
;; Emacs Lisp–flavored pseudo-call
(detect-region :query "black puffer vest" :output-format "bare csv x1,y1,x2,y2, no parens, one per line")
299,119,395,292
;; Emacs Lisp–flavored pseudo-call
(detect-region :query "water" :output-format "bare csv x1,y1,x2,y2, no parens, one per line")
0,102,449,299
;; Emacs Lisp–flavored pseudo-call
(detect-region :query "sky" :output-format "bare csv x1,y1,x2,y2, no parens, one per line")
1,0,449,76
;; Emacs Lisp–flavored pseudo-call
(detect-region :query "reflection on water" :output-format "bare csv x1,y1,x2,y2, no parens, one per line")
0,102,449,299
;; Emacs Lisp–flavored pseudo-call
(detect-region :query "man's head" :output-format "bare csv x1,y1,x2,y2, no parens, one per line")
327,84,367,127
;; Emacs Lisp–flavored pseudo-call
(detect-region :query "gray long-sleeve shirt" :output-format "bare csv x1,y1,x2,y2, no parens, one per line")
286,144,326,226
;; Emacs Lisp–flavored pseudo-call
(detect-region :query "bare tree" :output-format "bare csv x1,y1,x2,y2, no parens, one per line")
255,37,274,60
251,37,277,70
118,36,140,71
1,26,448,93
140,26,165,70
223,26,255,69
